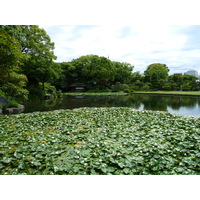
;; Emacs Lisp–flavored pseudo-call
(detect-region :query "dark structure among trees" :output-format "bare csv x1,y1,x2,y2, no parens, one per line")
69,83,85,92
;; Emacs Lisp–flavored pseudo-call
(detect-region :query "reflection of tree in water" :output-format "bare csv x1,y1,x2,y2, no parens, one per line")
141,95,167,111
43,98,59,108
165,96,182,110
128,94,200,112
64,95,143,109
24,94,200,114
180,97,198,108
166,96,198,110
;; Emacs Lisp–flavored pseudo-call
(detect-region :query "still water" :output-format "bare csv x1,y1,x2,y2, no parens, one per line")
23,94,200,117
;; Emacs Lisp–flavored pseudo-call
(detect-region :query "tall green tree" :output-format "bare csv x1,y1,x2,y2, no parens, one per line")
144,63,169,81
71,55,116,89
144,63,169,89
0,25,58,91
0,30,29,101
131,71,143,83
112,61,134,84
20,26,58,89
54,62,78,91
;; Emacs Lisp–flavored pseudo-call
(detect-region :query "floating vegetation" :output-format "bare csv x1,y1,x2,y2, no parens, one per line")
0,107,200,175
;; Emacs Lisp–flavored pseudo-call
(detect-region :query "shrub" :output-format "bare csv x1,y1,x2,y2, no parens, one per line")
123,89,131,93
0,89,6,97
162,83,172,91
142,84,151,91
182,83,191,91
42,83,57,95
57,90,63,98
4,100,19,109
1,83,29,103
130,85,140,91
87,89,111,93
112,82,129,92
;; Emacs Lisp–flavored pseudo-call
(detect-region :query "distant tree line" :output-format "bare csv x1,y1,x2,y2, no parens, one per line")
0,25,199,104
129,63,200,92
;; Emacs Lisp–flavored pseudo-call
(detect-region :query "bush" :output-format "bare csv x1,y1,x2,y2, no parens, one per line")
162,83,172,91
182,83,191,91
87,89,111,93
4,100,19,109
0,89,6,97
57,90,63,98
40,83,56,95
129,85,140,91
123,89,130,93
1,83,29,103
112,82,129,92
142,84,150,91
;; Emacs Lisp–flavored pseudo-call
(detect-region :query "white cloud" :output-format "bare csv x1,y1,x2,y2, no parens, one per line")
42,25,200,74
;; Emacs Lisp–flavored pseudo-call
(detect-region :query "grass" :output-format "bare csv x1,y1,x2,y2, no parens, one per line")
133,91,200,96
0,107,200,175
65,91,200,96
65,92,127,96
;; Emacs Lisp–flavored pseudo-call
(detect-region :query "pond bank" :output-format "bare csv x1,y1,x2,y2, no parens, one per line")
133,91,200,96
65,92,128,96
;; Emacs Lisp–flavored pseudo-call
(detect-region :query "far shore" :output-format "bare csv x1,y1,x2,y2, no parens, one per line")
64,91,200,96
132,91,200,96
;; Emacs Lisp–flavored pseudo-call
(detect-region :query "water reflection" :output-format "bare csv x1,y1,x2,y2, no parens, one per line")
23,94,200,117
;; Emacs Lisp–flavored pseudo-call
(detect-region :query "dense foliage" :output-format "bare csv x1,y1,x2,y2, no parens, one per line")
0,107,199,175
55,55,134,91
0,25,60,102
0,30,29,102
0,25,200,104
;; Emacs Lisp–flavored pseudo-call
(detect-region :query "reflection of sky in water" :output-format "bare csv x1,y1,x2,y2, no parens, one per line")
24,94,200,117
137,103,200,117
167,104,200,117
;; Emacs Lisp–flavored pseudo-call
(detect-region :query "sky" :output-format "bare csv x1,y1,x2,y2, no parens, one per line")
41,25,200,75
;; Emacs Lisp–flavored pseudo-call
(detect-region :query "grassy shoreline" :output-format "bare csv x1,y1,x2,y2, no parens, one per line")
0,107,199,175
132,91,200,96
65,92,128,96
65,91,200,96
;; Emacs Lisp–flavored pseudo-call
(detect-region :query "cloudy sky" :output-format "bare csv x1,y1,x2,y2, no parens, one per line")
41,25,200,75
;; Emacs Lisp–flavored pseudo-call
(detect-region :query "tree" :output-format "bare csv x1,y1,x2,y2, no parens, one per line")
112,61,134,84
168,73,183,91
131,71,143,83
150,73,159,89
144,63,169,80
0,30,29,101
0,25,58,91
144,63,169,89
71,55,116,89
20,26,58,89
54,62,78,91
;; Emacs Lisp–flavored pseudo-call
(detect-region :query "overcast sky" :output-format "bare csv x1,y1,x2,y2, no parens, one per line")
40,25,200,75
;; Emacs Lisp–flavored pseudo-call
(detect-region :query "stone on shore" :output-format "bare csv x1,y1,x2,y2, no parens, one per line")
3,104,25,114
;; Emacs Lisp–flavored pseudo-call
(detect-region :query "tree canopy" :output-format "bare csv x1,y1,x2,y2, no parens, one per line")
0,25,59,89
112,61,134,84
71,55,116,88
0,25,199,104
0,30,29,101
144,63,170,89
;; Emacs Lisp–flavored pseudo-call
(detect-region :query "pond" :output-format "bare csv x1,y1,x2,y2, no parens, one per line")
23,94,200,117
